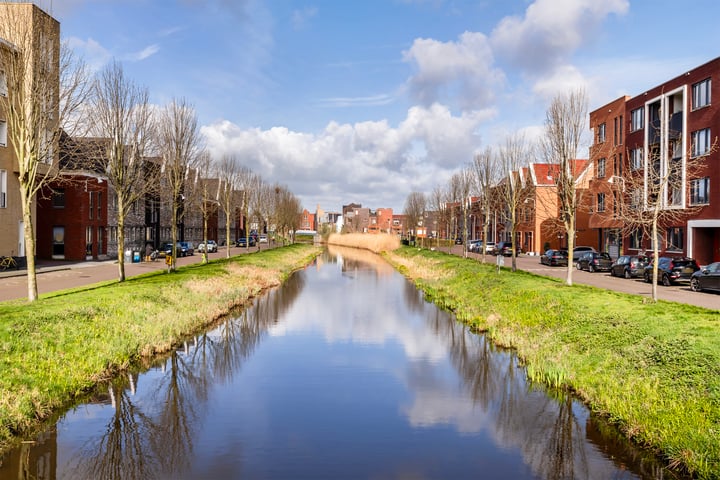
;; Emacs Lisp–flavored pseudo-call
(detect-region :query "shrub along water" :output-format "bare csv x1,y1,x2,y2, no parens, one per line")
0,244,321,451
384,246,720,479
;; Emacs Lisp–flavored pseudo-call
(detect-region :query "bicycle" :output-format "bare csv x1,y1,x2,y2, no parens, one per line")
0,254,18,271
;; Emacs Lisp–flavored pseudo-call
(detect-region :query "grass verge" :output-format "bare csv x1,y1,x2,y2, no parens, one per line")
0,244,321,451
384,246,720,479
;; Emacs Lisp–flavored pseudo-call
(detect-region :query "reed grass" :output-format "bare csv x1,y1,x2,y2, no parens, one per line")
327,233,400,253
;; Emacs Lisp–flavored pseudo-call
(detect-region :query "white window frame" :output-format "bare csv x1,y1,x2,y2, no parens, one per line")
630,147,643,170
690,177,710,205
0,169,6,208
692,128,711,157
597,192,605,212
597,157,606,178
0,119,7,147
630,107,644,131
597,123,606,143
692,78,711,109
0,69,6,97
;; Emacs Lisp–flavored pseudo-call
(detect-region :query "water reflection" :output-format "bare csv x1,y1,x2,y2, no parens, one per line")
0,247,680,479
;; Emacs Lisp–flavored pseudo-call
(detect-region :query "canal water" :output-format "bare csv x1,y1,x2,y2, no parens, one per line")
0,246,678,479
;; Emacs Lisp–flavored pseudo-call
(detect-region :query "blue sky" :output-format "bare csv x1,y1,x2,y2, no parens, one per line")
38,0,720,212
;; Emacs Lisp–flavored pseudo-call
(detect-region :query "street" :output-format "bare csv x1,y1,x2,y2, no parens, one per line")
449,246,720,312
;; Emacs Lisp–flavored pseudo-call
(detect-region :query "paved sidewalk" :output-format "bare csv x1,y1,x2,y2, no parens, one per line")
0,245,268,302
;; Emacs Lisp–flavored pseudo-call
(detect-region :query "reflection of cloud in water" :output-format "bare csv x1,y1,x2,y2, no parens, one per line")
269,246,448,363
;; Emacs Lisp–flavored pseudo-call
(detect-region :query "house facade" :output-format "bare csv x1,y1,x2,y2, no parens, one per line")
623,57,720,265
0,3,60,261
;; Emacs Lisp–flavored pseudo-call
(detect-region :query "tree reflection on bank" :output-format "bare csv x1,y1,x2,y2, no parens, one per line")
0,247,680,479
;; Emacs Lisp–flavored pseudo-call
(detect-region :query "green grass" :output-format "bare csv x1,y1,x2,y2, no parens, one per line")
0,244,320,450
385,246,720,479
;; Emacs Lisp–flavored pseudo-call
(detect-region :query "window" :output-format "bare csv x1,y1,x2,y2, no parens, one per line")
666,227,684,251
89,191,94,220
597,157,606,178
690,177,710,205
631,107,644,131
618,115,623,145
692,128,711,156
692,78,711,109
629,230,642,249
52,189,65,208
630,147,643,170
597,123,606,144
0,69,6,97
0,169,6,208
0,119,6,147
597,193,605,213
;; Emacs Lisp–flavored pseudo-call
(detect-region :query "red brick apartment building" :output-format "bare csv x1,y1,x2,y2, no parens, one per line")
611,57,720,265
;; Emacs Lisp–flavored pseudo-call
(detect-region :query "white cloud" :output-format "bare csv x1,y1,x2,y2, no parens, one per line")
126,44,160,62
490,0,629,74
201,103,491,210
65,36,111,72
402,32,505,111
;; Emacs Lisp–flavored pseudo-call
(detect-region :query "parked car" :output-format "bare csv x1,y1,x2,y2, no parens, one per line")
540,249,568,267
467,239,483,253
643,256,700,286
492,241,516,256
576,251,613,272
178,241,194,256
690,262,720,293
197,240,218,253
259,234,268,244
570,246,596,262
484,242,496,254
161,242,192,257
454,237,463,245
609,255,649,279
235,236,257,247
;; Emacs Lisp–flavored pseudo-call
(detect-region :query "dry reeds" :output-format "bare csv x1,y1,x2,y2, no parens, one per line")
326,233,400,253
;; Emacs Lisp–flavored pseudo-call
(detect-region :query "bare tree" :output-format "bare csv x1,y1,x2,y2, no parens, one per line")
194,150,217,263
619,113,715,301
451,167,474,257
254,181,275,246
471,147,499,263
87,60,156,281
237,167,258,250
216,154,243,258
403,191,426,246
274,184,301,243
540,88,589,285
498,133,531,272
0,4,89,300
428,185,449,248
156,98,201,271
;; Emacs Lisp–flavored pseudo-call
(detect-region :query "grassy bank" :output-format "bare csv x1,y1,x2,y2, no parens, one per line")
0,244,321,450
384,246,720,478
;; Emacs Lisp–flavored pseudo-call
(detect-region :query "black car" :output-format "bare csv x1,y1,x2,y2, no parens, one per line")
570,246,596,262
610,255,648,279
690,262,720,293
493,241,516,257
576,252,613,272
162,241,193,257
235,237,257,247
540,249,568,266
644,256,700,286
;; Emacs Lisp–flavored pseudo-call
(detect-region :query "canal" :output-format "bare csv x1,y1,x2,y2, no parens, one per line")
0,246,678,479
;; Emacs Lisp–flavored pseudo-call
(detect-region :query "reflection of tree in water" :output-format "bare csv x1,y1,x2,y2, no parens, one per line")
59,271,307,479
428,309,668,479
65,374,161,480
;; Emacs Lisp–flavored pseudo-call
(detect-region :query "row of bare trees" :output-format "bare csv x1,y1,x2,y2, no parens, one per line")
404,88,713,300
0,6,301,302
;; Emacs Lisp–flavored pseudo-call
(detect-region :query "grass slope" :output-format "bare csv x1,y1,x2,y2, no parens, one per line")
0,244,320,450
385,246,720,479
